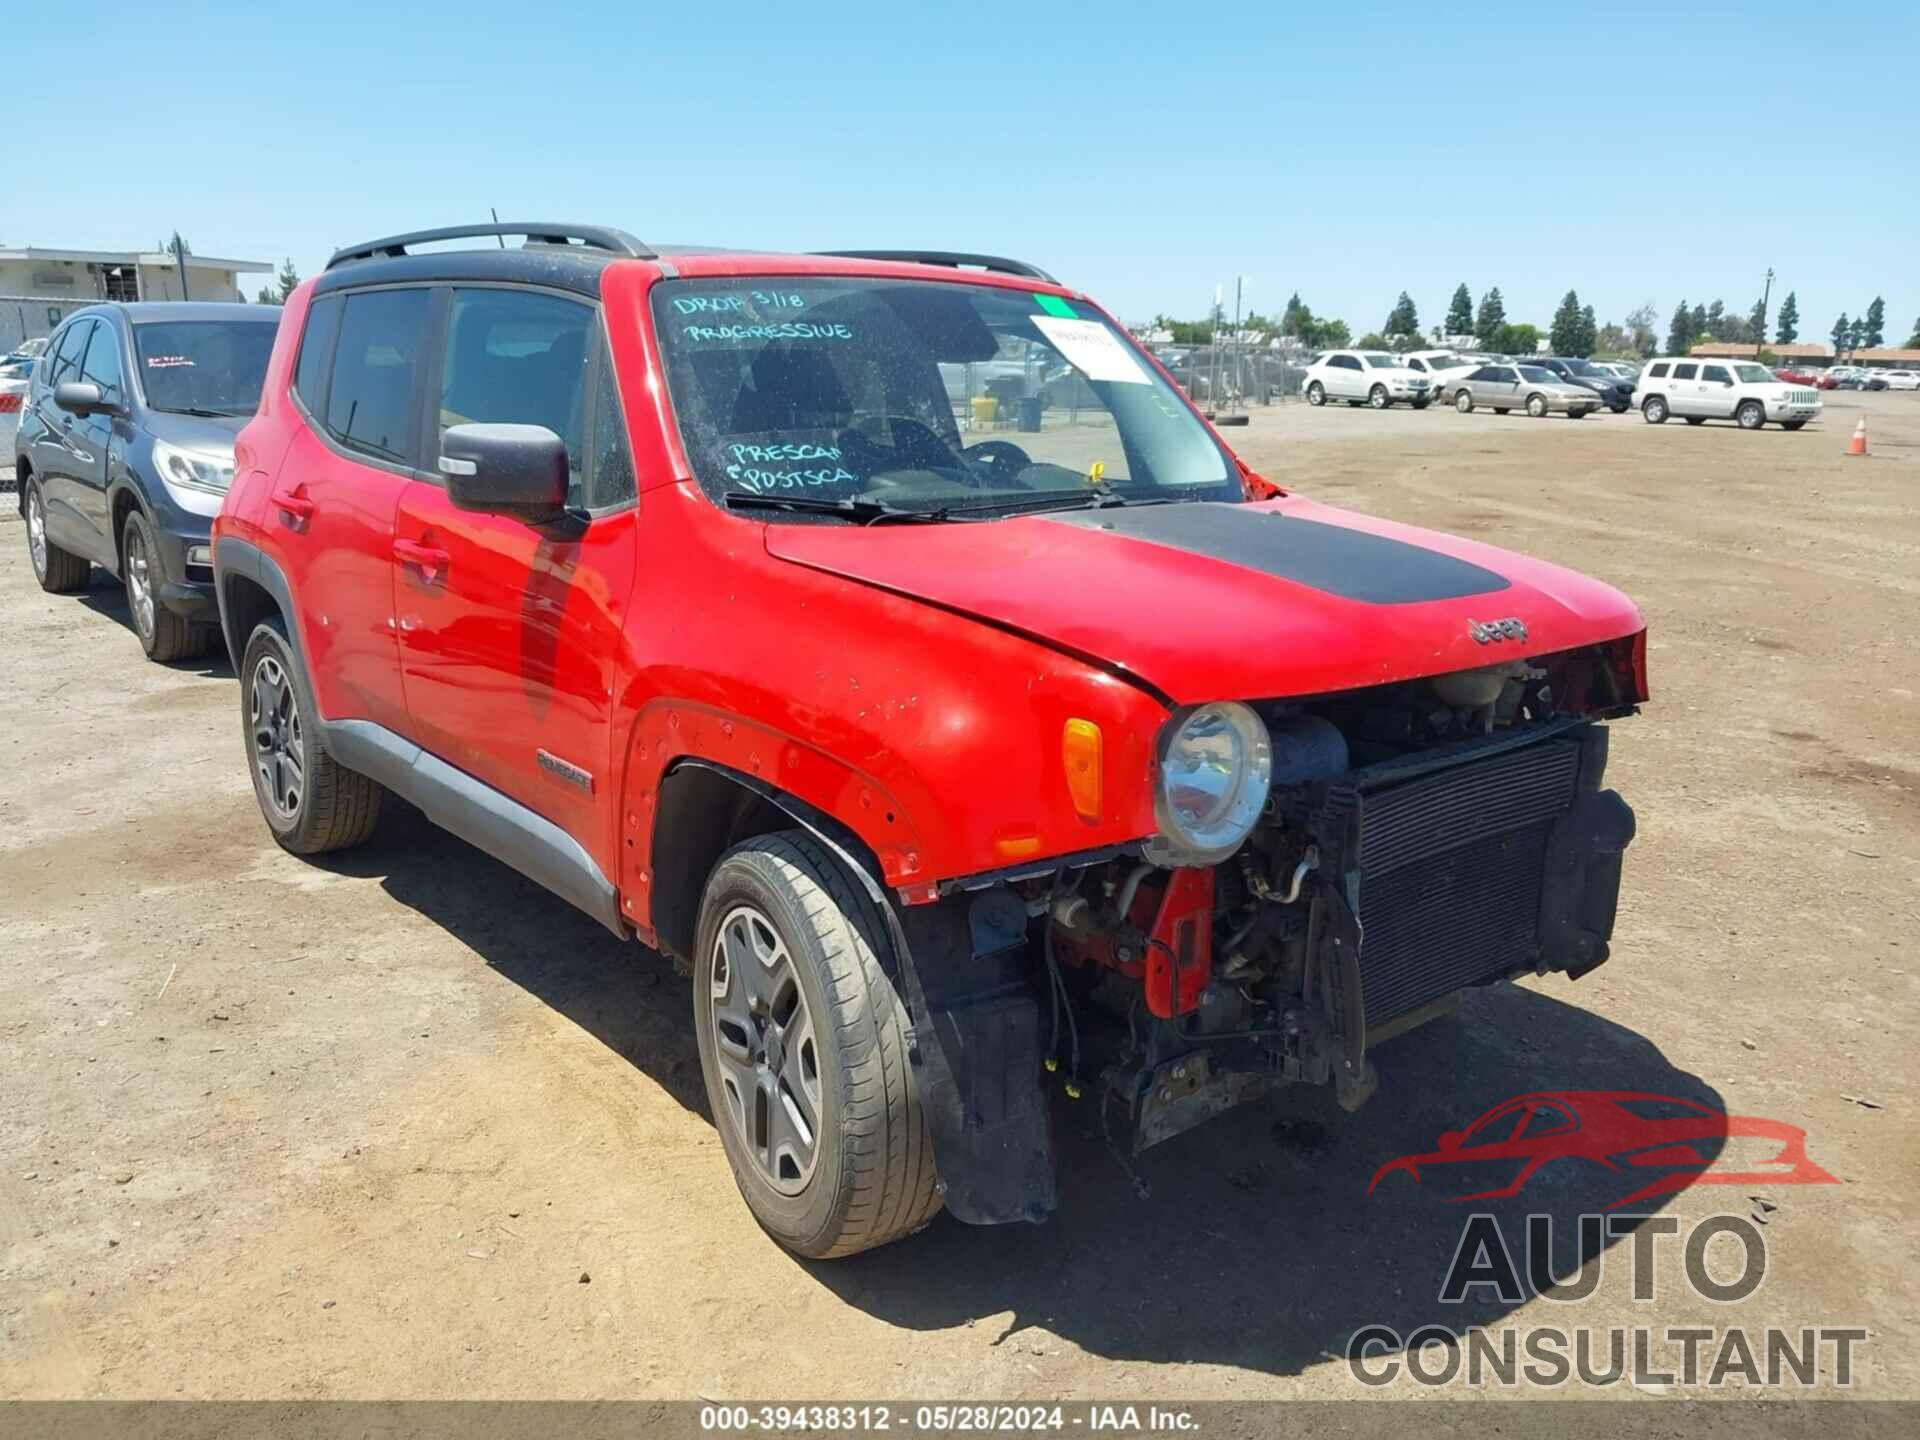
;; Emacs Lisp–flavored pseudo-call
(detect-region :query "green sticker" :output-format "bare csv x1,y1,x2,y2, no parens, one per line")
1033,293,1077,318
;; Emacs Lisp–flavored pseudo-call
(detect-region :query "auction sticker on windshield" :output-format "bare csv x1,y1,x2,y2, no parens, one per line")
1031,315,1151,385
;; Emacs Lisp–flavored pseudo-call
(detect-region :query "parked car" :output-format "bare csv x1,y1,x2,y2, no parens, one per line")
0,369,27,463
1449,362,1603,418
1773,367,1818,386
1530,357,1634,412
1885,371,1920,392
1301,349,1433,408
1596,361,1641,382
13,302,279,659
1635,358,1821,430
1400,349,1475,396
1827,366,1867,390
212,221,1645,1258
1863,370,1890,391
1,336,49,369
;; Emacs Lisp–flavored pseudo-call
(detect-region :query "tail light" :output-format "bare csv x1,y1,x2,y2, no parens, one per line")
0,393,23,414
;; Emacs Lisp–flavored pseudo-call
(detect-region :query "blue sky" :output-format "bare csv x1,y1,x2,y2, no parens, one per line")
9,2,1917,344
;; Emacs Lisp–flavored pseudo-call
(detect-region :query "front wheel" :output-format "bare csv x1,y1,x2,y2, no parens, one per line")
1455,390,1475,413
1526,393,1549,418
1642,396,1669,424
1736,400,1766,430
1305,381,1326,406
1610,401,1630,414
240,620,383,854
695,831,940,1258
122,512,212,662
1368,385,1390,409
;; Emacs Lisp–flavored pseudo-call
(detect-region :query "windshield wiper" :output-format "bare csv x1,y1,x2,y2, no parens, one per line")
1008,490,1192,516
163,406,248,418
721,490,968,524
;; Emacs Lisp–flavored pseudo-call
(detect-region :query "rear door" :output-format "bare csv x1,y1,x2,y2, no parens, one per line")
272,286,428,733
1666,362,1701,415
393,284,638,853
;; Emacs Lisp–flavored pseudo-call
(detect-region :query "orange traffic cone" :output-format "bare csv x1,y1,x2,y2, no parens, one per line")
1846,416,1868,456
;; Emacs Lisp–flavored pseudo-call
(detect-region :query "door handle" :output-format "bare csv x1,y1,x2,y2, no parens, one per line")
393,538,450,583
271,488,316,522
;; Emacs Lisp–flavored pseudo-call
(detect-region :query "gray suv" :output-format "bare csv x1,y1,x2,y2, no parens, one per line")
14,303,278,661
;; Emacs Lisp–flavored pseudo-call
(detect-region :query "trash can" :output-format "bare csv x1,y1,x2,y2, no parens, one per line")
970,395,998,425
1016,397,1044,432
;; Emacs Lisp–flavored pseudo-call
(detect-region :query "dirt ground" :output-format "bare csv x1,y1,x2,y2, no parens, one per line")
1,391,1916,1404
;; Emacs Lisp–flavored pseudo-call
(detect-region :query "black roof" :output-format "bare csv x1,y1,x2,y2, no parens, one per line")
60,301,277,325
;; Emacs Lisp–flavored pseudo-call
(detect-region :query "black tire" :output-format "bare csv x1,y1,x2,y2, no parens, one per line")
1368,384,1390,409
1782,419,1807,431
240,619,382,855
1526,393,1549,418
1610,401,1630,414
1305,381,1325,406
25,479,90,593
122,511,212,663
1455,390,1475,413
1736,400,1766,431
1642,396,1669,424
1685,416,1706,426
694,831,940,1259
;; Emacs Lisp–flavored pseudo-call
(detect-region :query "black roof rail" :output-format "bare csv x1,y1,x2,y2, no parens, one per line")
326,222,654,270
813,249,1058,284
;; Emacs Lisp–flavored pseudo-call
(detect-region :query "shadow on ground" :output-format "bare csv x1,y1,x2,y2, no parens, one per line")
321,803,1720,1380
76,577,233,678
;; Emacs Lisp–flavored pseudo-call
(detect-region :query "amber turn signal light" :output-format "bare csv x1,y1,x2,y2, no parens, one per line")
1063,718,1103,822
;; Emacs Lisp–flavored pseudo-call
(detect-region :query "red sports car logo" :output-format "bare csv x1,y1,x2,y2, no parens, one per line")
1368,1090,1838,1209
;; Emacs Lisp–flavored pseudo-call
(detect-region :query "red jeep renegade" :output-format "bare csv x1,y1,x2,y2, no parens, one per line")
213,223,1645,1257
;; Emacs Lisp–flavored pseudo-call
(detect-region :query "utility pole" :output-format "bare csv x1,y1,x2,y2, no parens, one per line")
169,231,190,301
1759,266,1773,351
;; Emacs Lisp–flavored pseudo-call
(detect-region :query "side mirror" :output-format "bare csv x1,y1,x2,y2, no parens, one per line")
54,380,107,415
440,423,569,522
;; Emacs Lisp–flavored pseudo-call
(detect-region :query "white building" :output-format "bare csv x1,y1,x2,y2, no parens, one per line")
0,245,273,350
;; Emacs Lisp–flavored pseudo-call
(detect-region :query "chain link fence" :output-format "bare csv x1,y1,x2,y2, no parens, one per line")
1,295,93,356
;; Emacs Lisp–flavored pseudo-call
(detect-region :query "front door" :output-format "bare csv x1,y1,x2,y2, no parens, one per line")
1482,365,1522,410
29,319,105,562
393,286,638,856
1696,363,1738,418
69,318,129,563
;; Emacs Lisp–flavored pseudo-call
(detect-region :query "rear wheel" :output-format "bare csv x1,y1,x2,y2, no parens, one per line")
1305,381,1326,406
694,831,940,1258
122,512,211,662
240,619,383,854
1368,384,1390,409
1736,400,1766,430
1455,390,1475,413
25,480,90,593
1526,393,1549,418
1642,395,1669,424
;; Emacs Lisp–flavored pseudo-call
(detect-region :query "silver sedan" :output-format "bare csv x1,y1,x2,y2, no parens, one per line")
1447,363,1603,418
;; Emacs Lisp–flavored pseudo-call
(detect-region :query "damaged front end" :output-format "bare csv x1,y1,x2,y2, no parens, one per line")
896,634,1642,1225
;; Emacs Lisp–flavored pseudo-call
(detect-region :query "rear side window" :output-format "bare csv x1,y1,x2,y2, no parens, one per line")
1648,362,1669,378
325,288,432,465
78,323,125,409
439,288,593,505
1672,363,1697,380
294,295,343,414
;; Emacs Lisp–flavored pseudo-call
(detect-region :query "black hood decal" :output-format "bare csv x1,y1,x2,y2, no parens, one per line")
1039,503,1510,605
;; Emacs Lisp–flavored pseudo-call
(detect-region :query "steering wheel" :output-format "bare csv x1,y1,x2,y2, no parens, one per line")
961,440,1033,485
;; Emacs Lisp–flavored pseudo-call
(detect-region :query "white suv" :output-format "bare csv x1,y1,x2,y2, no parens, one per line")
1400,349,1477,397
1302,350,1433,409
1636,357,1821,431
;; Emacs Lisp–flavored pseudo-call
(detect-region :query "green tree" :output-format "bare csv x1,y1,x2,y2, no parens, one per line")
1383,291,1420,339
1445,283,1474,335
1775,292,1799,344
1305,317,1352,349
1831,313,1851,354
1354,332,1390,350
255,257,301,306
1703,300,1726,338
1624,303,1659,358
1576,304,1598,357
1907,316,1920,348
1279,292,1310,338
1487,322,1540,356
1747,296,1767,343
1474,287,1506,345
1667,300,1695,354
1863,296,1885,348
1690,302,1708,339
1549,290,1583,354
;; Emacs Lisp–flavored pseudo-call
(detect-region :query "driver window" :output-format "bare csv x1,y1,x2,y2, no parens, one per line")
1701,365,1731,385
439,288,592,506
79,323,125,408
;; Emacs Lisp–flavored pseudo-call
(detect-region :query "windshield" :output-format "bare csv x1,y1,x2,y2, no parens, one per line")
1518,366,1557,383
652,278,1238,516
1362,353,1399,368
133,321,276,416
1735,364,1775,383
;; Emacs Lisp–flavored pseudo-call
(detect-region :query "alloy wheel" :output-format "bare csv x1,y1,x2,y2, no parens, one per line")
26,487,47,579
250,654,305,821
125,528,156,640
708,904,822,1195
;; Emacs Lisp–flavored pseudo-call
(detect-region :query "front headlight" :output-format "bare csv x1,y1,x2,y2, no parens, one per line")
1145,702,1273,866
153,439,235,495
